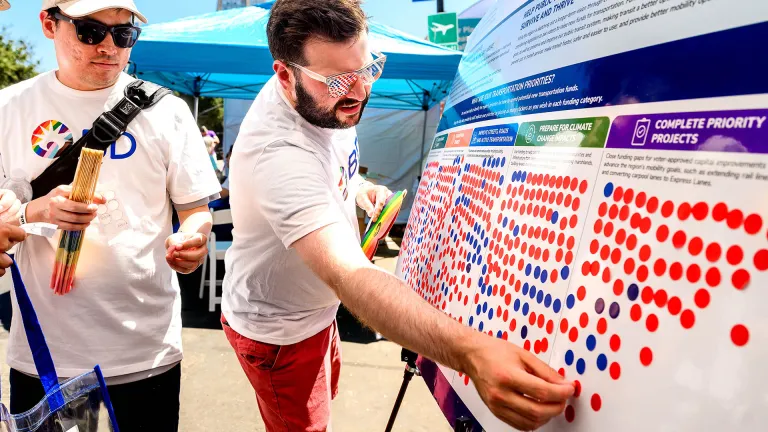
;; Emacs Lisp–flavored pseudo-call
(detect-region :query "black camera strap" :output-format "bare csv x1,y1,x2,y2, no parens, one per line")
30,80,172,199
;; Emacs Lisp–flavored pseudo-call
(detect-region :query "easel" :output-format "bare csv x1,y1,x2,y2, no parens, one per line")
384,348,476,432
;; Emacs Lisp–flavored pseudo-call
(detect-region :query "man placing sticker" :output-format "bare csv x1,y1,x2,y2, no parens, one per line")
222,1,575,430
0,1,221,429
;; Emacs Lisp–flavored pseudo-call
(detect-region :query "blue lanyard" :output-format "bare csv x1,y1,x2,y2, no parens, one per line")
9,258,65,412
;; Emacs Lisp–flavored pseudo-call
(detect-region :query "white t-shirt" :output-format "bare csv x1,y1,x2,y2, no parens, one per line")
0,71,221,379
222,76,364,345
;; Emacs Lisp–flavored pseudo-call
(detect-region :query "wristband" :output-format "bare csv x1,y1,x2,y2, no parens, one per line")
18,202,28,226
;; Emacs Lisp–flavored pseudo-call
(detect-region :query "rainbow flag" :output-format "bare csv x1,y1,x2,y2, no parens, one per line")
361,190,407,259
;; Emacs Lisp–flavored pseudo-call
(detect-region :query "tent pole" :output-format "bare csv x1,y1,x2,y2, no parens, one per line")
419,108,428,174
194,96,199,122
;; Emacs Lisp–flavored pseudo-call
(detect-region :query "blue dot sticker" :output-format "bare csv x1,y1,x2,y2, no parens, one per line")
540,270,548,284
514,299,521,312
522,303,530,316
565,350,575,365
597,354,608,371
544,294,553,308
627,283,639,301
576,358,586,374
529,286,537,300
525,264,533,276
534,266,541,279
586,335,597,351
566,294,576,309
521,325,528,339
553,299,562,313
522,283,529,296
551,211,559,224
561,266,571,280
604,182,614,197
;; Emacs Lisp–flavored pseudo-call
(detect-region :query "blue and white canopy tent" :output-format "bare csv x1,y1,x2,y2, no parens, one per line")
128,6,462,223
129,6,461,113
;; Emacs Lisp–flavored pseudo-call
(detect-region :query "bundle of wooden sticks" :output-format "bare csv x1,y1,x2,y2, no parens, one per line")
50,148,103,295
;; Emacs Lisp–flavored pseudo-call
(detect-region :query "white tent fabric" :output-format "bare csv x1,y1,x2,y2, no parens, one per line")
222,100,442,224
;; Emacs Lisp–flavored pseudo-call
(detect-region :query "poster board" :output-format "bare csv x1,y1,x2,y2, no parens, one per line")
395,0,768,430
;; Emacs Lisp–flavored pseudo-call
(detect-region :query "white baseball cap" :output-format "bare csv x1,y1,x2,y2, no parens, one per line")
41,0,148,24
0,0,11,12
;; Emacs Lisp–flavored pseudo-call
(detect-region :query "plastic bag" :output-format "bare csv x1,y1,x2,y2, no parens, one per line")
3,261,120,432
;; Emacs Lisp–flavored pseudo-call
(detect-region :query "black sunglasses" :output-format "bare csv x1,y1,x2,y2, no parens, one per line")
53,12,141,49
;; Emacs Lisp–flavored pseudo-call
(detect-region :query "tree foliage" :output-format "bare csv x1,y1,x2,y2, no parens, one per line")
0,29,39,90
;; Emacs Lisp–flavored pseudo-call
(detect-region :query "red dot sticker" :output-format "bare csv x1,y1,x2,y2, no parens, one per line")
640,347,653,366
646,197,659,213
731,324,749,347
656,225,670,242
635,191,647,208
694,288,710,309
672,231,687,249
726,245,744,265
686,264,701,283
754,250,768,271
744,214,763,235
678,202,692,221
639,245,651,262
732,269,750,290
667,296,682,315
706,243,722,262
661,201,675,218
616,229,627,245
613,279,624,296
688,237,703,256
654,289,668,308
669,262,683,281
712,202,728,221
597,318,607,335
630,304,642,322
569,327,579,342
610,334,621,352
641,286,654,304
591,393,602,412
580,312,589,328
705,267,721,287
646,314,659,332
692,202,708,221
681,309,696,329
610,362,621,380
637,265,649,283
565,406,575,423
727,210,744,229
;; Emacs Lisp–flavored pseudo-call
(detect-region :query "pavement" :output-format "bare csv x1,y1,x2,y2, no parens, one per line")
0,239,454,431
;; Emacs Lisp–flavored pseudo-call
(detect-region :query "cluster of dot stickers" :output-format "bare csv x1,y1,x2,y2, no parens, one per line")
557,182,762,424
428,156,509,323
399,157,464,310
450,169,591,386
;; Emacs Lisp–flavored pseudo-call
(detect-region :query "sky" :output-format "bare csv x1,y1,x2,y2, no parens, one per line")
0,0,480,72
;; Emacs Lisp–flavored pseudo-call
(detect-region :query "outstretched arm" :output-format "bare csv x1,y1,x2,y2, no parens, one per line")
292,222,574,431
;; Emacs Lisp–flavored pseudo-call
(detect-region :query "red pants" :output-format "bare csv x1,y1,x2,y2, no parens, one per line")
223,316,341,431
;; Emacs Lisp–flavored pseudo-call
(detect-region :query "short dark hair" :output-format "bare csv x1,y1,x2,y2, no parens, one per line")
267,0,368,66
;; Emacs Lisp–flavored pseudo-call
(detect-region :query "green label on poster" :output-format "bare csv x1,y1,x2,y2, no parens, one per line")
515,117,611,148
431,134,449,150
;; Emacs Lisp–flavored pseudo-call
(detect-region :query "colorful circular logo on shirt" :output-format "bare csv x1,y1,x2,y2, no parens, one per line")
31,120,73,159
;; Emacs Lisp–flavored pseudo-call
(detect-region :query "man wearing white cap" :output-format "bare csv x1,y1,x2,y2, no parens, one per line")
0,1,221,429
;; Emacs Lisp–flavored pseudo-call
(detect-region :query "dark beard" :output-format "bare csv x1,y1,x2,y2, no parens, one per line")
294,74,368,129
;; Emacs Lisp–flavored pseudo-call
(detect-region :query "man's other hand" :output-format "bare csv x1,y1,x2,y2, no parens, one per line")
356,183,392,221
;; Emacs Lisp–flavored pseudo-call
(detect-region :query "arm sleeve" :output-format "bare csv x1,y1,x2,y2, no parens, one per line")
252,141,346,249
163,97,222,206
